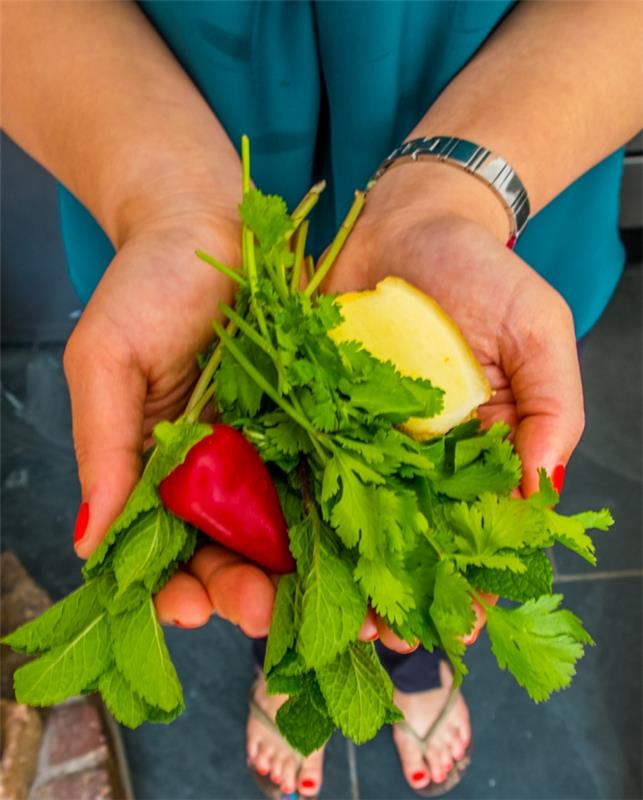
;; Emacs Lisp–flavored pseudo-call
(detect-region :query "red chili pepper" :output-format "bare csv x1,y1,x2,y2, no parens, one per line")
159,424,295,573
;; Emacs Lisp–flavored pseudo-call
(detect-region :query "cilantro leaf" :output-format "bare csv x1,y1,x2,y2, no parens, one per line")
317,642,402,744
433,438,522,500
448,494,548,571
430,561,475,683
239,189,292,250
485,594,594,702
111,599,183,712
354,558,416,625
13,612,110,706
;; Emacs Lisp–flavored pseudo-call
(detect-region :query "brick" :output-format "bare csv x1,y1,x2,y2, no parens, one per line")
0,699,43,800
45,701,107,767
29,769,113,800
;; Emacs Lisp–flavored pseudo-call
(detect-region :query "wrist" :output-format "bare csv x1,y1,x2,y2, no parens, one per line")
364,158,512,245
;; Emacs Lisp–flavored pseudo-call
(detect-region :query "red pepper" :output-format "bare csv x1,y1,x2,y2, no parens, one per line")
159,424,295,573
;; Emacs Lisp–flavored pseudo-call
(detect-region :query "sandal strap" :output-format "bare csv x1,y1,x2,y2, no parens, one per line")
396,684,461,746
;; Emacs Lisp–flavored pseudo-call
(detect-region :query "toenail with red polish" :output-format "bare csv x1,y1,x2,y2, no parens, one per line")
301,778,316,789
257,766,269,776
412,770,427,782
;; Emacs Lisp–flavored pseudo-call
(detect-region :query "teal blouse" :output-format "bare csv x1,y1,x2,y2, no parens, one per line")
58,0,625,338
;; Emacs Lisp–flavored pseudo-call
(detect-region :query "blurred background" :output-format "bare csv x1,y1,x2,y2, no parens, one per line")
1,130,641,800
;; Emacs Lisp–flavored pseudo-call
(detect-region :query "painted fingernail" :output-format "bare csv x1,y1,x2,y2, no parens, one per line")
506,234,517,250
73,502,90,545
301,778,316,789
552,464,566,495
412,770,427,783
368,632,379,641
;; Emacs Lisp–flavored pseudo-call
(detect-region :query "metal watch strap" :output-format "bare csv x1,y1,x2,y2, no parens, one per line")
367,136,530,242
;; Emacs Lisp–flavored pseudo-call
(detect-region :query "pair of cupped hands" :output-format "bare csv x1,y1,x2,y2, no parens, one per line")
64,162,584,653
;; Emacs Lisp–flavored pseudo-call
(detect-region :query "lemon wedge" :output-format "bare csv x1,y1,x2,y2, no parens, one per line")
331,277,491,438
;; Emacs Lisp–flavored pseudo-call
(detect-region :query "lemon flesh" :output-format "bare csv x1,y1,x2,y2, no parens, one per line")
331,277,491,438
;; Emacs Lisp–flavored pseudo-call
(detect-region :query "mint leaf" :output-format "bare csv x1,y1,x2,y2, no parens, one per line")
84,420,211,577
295,522,366,669
14,612,110,706
111,599,183,712
467,549,554,603
264,573,298,674
266,649,308,696
99,665,148,728
485,594,594,702
317,642,401,743
2,576,107,654
112,507,188,594
276,678,335,756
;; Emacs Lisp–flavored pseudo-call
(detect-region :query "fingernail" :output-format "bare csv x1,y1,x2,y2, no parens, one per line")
506,234,517,250
404,641,420,654
552,464,566,495
73,502,90,545
301,778,316,789
412,770,427,783
368,632,379,641
172,619,187,629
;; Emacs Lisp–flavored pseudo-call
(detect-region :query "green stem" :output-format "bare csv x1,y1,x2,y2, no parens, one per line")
213,321,317,436
188,381,217,421
219,302,277,361
305,191,365,297
241,134,251,196
244,227,269,339
305,255,315,284
196,250,247,287
290,220,309,292
184,319,238,418
289,180,326,234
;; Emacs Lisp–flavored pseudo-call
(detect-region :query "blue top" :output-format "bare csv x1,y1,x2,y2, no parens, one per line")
58,0,625,338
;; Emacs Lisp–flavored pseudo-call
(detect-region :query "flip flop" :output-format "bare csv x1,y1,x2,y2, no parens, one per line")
247,680,316,800
394,684,472,798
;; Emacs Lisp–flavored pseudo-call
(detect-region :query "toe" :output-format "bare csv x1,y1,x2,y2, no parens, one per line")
270,752,284,786
425,742,453,785
297,749,324,797
392,728,430,789
279,756,298,795
254,743,274,777
449,726,467,762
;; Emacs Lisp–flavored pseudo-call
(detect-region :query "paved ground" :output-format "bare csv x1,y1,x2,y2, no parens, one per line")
2,264,641,800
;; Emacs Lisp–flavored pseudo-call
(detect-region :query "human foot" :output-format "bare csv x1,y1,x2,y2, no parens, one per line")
392,661,471,794
246,671,324,798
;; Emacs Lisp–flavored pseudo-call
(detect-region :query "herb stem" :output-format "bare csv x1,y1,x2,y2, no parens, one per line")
185,321,237,419
304,191,365,297
290,220,309,292
219,303,277,360
241,135,251,196
196,250,247,287
213,321,317,436
290,181,326,234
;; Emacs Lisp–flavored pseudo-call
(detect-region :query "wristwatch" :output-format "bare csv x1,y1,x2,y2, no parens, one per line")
366,136,530,246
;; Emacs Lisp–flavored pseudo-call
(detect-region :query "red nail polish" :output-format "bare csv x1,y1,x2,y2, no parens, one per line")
301,778,316,789
73,502,89,545
552,464,566,495
506,234,517,250
368,632,379,641
172,619,186,629
257,766,269,776
412,770,427,782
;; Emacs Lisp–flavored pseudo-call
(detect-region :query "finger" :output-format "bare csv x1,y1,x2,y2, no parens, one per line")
376,618,418,653
506,297,584,497
64,331,146,559
462,592,499,645
357,608,379,641
154,569,213,628
187,544,276,637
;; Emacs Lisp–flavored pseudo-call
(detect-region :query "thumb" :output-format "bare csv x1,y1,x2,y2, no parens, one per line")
64,340,146,558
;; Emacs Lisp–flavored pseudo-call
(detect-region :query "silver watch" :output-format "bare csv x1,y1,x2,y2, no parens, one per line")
367,136,530,242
